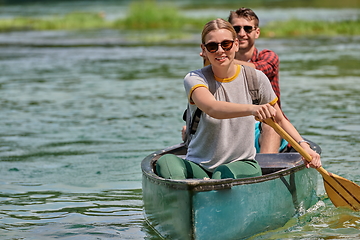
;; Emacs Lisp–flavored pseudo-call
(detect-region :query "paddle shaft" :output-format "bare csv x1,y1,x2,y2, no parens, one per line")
263,118,328,175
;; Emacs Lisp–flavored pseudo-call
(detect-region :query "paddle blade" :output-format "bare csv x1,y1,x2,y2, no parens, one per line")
319,168,360,211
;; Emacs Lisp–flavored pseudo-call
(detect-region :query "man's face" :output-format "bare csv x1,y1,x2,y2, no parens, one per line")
230,17,260,51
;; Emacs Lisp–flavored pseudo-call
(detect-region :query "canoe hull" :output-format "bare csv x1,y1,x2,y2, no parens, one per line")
191,169,318,239
142,143,320,240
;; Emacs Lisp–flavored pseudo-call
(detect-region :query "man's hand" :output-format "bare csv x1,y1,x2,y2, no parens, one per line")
181,126,186,142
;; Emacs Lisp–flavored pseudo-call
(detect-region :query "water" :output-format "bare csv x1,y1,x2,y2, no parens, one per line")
0,1,360,240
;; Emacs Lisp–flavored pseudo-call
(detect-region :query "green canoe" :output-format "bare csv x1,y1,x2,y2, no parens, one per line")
142,141,321,240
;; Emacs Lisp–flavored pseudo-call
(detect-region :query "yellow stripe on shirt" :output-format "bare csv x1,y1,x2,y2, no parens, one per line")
269,97,278,106
188,84,208,104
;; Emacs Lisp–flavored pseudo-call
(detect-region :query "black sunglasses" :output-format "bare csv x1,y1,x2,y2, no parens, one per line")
204,40,234,53
233,25,255,34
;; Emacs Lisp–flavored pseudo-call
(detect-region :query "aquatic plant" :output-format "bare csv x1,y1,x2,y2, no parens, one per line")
261,19,360,38
113,0,208,31
0,12,108,31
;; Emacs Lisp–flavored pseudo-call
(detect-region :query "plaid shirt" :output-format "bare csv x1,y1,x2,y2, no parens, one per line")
250,48,282,108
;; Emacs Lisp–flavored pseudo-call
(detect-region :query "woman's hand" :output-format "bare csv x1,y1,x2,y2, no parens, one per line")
252,103,277,121
301,144,322,169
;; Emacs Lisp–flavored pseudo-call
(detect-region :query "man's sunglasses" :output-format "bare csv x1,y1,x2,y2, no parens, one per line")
233,25,255,34
204,40,234,53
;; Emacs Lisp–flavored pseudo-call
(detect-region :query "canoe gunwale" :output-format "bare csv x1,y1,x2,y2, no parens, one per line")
141,143,310,192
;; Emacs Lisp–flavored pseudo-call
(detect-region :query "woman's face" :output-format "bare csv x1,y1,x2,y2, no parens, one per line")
201,29,239,66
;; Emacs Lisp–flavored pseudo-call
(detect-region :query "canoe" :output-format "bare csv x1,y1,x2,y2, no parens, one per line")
142,141,322,240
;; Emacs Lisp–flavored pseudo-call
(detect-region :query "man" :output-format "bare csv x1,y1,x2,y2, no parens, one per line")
201,7,287,153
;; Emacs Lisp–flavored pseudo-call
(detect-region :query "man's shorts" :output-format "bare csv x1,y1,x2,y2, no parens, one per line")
255,122,288,153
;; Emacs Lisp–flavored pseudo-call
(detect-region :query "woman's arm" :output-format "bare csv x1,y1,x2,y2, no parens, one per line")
192,86,321,168
191,86,276,119
273,103,322,168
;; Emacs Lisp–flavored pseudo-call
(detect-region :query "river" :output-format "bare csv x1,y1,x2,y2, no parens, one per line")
0,1,359,239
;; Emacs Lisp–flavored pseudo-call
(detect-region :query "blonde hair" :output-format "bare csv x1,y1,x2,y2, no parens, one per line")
201,18,237,44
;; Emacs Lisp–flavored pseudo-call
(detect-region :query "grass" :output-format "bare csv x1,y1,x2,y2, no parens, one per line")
0,12,110,31
262,19,360,38
0,0,209,33
180,0,360,9
114,0,206,30
0,0,358,39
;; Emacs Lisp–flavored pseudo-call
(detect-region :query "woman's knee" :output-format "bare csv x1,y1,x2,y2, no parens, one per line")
156,154,187,179
212,165,235,179
212,160,261,179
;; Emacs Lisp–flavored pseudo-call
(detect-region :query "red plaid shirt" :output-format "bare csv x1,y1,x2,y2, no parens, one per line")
250,48,282,108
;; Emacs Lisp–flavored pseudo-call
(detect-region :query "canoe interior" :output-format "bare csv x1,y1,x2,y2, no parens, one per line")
143,140,321,188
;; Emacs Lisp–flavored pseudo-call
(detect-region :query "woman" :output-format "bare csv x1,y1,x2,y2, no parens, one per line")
156,18,321,180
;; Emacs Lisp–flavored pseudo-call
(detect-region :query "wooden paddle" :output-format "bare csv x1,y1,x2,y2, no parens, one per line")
263,118,360,211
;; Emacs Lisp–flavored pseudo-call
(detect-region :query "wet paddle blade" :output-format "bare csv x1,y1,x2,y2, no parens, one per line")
319,169,360,211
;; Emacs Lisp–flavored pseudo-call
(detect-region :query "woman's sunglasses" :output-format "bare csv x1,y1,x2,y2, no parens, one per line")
233,25,255,34
204,40,234,53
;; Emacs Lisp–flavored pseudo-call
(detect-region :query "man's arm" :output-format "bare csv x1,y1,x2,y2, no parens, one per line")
252,49,282,108
233,59,256,68
252,49,279,80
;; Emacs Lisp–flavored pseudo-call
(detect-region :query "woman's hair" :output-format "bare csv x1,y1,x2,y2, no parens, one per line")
201,18,237,44
228,7,259,27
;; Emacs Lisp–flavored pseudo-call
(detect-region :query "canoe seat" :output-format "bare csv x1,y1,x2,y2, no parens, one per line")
171,153,303,175
256,153,303,175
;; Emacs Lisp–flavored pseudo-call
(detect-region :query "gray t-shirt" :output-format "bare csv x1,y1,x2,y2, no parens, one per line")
184,65,277,172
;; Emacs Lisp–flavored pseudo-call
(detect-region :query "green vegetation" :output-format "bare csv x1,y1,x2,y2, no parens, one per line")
111,0,211,40
0,12,110,31
114,0,207,30
0,0,210,33
181,0,360,10
262,19,360,38
0,0,358,40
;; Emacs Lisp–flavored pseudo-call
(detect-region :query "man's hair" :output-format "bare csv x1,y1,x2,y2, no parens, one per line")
201,18,237,44
228,8,259,27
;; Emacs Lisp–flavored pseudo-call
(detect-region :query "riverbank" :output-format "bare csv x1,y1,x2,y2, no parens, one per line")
0,1,359,39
